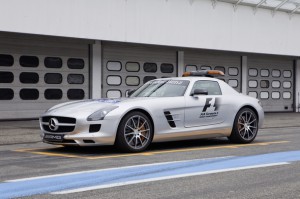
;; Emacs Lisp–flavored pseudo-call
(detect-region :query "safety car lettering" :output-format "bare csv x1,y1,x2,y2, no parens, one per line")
200,97,220,119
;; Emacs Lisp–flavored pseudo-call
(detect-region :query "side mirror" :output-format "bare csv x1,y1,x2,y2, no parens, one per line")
191,89,208,96
126,89,136,97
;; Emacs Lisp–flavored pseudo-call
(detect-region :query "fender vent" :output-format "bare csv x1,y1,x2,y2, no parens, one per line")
164,111,176,128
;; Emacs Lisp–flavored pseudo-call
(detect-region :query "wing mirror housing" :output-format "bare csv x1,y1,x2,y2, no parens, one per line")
191,89,208,96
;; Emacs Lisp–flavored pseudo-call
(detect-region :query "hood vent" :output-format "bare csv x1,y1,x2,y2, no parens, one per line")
164,111,176,128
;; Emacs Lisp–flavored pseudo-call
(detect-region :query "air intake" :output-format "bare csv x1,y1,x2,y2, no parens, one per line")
164,111,176,128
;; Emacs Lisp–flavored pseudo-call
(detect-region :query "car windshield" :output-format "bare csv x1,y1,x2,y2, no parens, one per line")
131,79,190,97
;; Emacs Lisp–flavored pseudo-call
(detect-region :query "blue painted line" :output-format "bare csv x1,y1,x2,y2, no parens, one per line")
1,150,300,198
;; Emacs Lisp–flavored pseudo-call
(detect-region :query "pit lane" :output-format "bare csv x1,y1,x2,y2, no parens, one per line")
0,125,300,198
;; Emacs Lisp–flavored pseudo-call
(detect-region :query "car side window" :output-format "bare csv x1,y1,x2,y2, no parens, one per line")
191,80,222,95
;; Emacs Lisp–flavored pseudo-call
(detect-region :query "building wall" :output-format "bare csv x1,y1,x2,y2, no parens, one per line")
0,0,300,56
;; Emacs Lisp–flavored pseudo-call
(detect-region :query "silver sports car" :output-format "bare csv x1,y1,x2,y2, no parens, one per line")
40,70,264,152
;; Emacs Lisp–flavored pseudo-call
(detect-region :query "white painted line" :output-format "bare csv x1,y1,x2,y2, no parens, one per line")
6,156,233,182
52,162,289,195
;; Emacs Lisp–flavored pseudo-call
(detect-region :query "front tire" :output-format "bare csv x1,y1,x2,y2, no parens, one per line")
116,111,153,152
228,108,258,144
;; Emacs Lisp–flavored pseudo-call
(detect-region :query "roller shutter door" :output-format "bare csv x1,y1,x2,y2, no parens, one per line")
247,56,294,112
102,42,177,98
0,34,90,119
184,50,241,92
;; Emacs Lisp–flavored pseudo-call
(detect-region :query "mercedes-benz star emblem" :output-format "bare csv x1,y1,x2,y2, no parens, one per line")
49,118,59,131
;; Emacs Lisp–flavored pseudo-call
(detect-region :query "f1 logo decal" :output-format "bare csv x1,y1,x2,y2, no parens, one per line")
202,98,220,112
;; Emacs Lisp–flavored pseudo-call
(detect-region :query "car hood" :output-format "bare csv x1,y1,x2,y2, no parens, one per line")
44,98,129,117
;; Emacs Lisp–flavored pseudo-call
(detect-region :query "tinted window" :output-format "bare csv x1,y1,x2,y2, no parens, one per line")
191,80,222,95
44,57,62,68
107,61,121,71
45,89,63,100
228,67,238,76
260,91,269,99
126,76,140,86
20,56,39,67
260,80,269,88
0,88,14,100
249,68,258,77
272,70,281,77
261,69,269,77
107,75,122,86
143,76,156,84
0,72,14,83
67,89,85,100
107,90,122,98
20,89,39,100
0,54,14,66
283,70,292,78
161,63,174,73
143,63,157,73
228,79,238,88
249,80,258,88
44,73,62,84
19,72,39,84
248,92,257,98
126,62,140,72
201,65,211,70
67,58,84,69
67,74,84,84
186,65,197,72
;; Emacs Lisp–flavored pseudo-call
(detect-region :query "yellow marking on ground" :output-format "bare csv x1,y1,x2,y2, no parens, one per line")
24,151,91,159
13,141,289,160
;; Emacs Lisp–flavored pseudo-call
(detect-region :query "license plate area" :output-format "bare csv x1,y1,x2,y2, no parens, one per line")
43,133,64,142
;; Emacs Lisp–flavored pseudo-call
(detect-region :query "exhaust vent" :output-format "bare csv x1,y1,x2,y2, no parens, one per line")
164,111,176,128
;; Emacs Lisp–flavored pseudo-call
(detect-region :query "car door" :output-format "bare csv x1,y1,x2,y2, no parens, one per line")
184,80,225,127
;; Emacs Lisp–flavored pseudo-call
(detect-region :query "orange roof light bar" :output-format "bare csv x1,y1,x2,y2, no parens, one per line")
182,70,224,77
207,70,225,76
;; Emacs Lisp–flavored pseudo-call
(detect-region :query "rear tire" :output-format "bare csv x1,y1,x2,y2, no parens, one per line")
115,111,153,152
228,108,258,144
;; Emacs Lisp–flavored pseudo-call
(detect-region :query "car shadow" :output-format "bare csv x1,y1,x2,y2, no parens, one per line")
39,138,232,156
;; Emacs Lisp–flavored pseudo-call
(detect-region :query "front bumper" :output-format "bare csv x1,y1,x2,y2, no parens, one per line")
40,116,120,146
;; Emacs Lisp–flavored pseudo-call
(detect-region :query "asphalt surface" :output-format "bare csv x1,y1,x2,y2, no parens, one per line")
0,113,300,198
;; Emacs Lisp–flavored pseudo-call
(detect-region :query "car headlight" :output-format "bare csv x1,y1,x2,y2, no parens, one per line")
87,106,118,121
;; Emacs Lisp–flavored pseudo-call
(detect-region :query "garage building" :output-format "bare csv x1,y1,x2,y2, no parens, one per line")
1,0,300,119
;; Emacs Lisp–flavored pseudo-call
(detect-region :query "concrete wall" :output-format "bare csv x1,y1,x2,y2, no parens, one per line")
0,0,300,56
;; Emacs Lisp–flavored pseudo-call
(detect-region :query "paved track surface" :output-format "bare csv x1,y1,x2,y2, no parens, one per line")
0,125,300,198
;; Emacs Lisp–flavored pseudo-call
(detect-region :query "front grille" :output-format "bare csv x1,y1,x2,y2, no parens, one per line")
42,125,75,133
41,116,76,133
42,116,76,124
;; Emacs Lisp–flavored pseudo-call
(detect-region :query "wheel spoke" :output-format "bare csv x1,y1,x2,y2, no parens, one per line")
249,119,257,125
247,114,252,123
140,134,149,140
125,132,135,136
248,128,254,136
138,121,146,130
238,126,245,133
131,118,137,129
126,125,135,131
134,137,137,148
138,137,143,146
128,136,135,144
140,129,150,133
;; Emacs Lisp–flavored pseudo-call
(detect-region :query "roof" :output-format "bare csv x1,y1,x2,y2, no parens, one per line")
217,0,300,15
